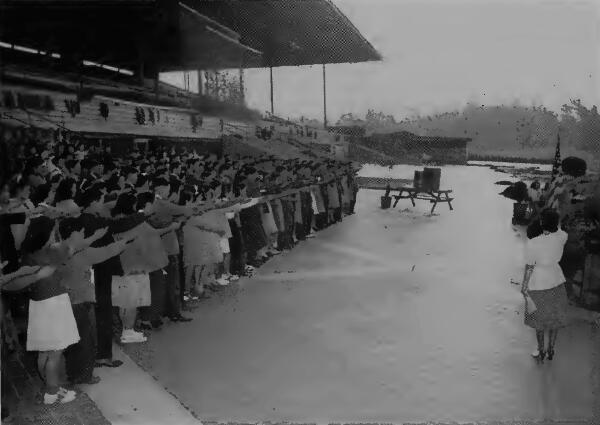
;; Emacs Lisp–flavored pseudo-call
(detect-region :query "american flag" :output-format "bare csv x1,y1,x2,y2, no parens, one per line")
551,133,562,182
544,133,563,209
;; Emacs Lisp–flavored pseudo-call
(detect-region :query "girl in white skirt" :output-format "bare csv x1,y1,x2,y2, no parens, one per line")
20,219,108,404
110,193,177,344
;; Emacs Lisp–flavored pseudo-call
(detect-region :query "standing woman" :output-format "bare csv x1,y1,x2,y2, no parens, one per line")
521,208,598,362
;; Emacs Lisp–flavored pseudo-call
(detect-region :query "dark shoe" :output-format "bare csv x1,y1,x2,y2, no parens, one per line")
71,375,101,385
95,359,123,368
151,319,163,329
547,349,554,361
169,314,192,322
138,322,153,331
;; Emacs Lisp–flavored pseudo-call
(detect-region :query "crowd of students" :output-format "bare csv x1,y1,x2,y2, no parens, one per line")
0,127,359,406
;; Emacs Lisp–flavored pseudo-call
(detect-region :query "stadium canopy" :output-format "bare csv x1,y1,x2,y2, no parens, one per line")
0,0,381,76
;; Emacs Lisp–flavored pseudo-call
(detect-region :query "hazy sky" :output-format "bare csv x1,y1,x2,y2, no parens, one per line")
242,0,600,123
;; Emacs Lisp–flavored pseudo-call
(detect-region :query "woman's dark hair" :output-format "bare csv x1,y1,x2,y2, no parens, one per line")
31,183,51,205
64,159,79,172
152,177,170,188
9,178,30,198
540,208,560,233
104,161,116,173
54,177,76,203
135,174,148,188
530,180,541,190
58,216,85,239
179,190,193,206
20,216,55,255
79,187,104,209
169,179,182,196
561,157,587,177
136,192,155,211
105,174,120,192
112,192,137,216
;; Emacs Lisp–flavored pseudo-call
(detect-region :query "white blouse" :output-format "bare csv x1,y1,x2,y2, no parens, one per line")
525,229,568,291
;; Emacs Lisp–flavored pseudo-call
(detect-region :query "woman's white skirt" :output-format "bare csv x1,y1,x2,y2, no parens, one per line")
220,237,230,254
27,293,80,352
112,274,151,308
260,202,279,235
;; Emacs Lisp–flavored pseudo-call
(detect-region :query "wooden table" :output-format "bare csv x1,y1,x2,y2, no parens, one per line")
392,186,454,214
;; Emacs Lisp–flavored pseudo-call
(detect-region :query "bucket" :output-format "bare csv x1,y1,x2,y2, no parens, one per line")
422,168,441,191
413,171,423,190
381,196,392,209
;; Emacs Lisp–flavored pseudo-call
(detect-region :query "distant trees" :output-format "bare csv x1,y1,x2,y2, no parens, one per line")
336,100,600,160
560,99,600,152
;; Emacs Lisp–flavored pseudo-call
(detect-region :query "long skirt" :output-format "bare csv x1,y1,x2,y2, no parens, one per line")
524,283,570,330
111,274,151,309
27,293,80,352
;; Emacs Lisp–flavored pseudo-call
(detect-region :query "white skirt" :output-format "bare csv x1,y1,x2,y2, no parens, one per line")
27,293,80,352
112,274,151,308
220,237,231,254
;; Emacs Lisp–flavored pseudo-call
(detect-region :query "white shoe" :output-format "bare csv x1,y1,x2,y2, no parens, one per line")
43,392,59,405
58,387,76,404
122,328,145,338
228,274,240,281
306,233,316,238
121,334,147,344
121,329,147,343
216,277,229,286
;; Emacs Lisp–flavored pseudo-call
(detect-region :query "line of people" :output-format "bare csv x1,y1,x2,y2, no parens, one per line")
0,131,359,407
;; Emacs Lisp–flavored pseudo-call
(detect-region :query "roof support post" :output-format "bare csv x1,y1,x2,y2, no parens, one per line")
138,61,145,86
269,66,274,115
322,64,327,129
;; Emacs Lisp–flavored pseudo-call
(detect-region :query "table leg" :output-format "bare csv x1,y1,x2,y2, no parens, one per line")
446,192,454,210
393,190,402,208
409,191,416,207
430,192,438,214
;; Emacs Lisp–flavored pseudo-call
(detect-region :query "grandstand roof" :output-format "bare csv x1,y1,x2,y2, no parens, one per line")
0,0,381,74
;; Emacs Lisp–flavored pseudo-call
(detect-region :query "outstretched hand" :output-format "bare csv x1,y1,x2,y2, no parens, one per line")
92,227,109,240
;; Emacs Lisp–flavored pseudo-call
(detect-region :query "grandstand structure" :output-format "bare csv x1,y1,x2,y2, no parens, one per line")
0,0,381,159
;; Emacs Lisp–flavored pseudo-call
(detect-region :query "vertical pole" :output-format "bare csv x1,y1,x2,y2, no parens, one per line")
239,68,245,104
138,61,145,86
322,64,327,129
154,71,160,99
270,66,274,115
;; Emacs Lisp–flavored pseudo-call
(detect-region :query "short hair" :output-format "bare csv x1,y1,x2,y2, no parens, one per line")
135,174,148,188
152,177,170,188
58,216,85,239
122,166,138,177
65,160,79,172
20,216,55,255
79,187,104,209
561,157,587,178
54,177,77,203
136,191,155,211
112,192,137,216
540,208,560,233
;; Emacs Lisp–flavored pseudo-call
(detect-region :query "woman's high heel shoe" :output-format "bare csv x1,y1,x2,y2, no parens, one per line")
532,349,545,363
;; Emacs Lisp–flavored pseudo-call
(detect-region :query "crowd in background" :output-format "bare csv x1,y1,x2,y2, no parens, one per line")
504,156,600,299
0,125,359,407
